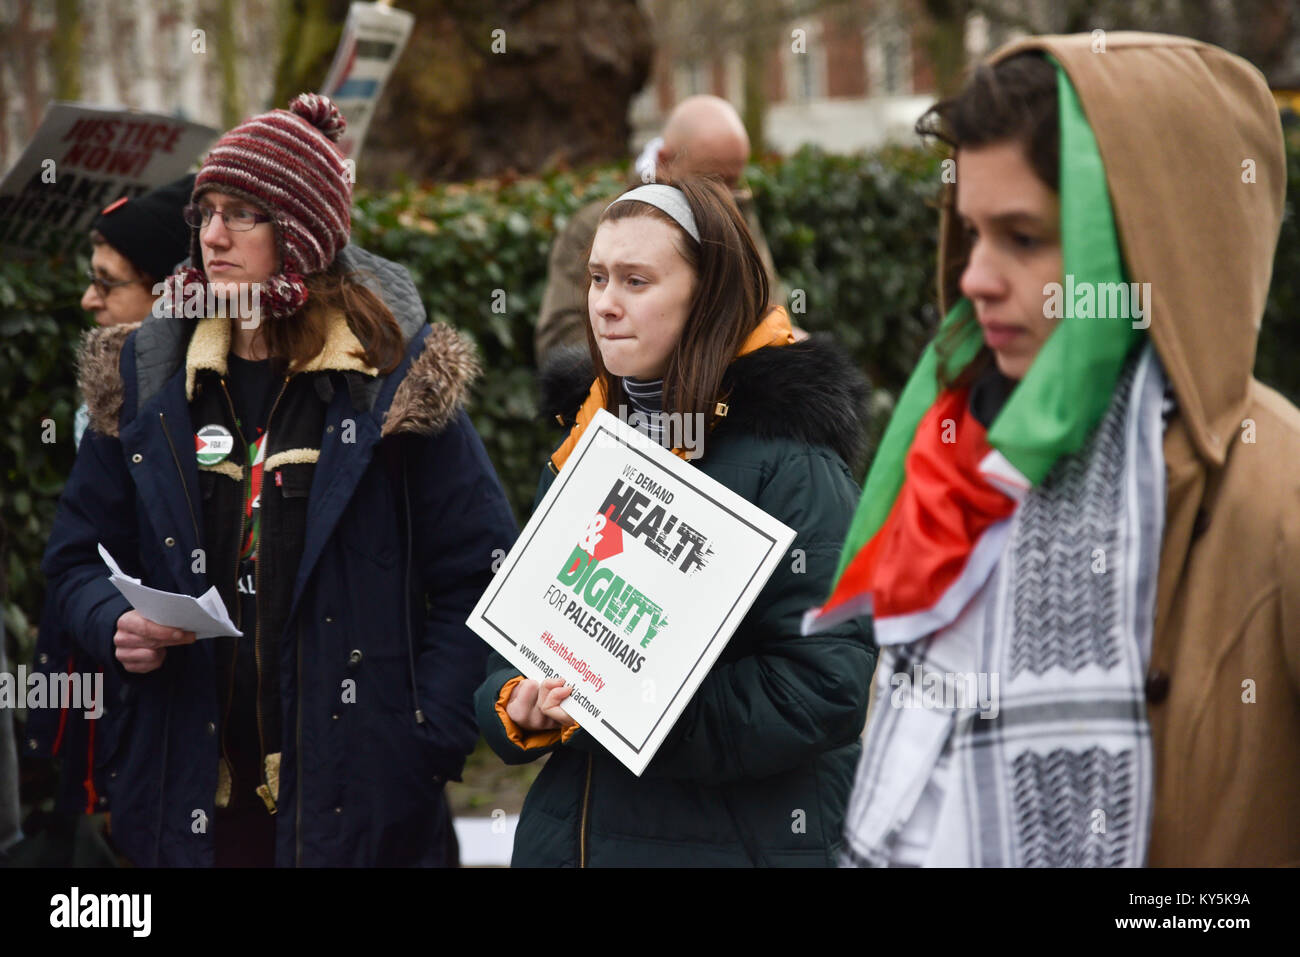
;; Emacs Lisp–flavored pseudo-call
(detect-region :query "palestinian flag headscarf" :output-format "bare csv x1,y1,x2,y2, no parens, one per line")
803,60,1145,644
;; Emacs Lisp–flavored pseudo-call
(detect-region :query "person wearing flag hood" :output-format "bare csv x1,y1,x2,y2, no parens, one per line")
475,176,875,866
807,33,1300,868
39,94,517,866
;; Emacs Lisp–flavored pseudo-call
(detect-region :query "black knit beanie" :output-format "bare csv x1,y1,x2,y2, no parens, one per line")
90,173,196,282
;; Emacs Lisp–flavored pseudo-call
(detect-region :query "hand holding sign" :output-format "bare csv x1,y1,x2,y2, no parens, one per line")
539,679,578,728
506,677,577,731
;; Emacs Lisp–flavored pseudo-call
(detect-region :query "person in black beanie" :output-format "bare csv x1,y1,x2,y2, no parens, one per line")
8,174,198,868
80,173,195,329
74,173,195,449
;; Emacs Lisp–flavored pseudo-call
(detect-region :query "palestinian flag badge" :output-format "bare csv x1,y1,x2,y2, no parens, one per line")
195,424,235,466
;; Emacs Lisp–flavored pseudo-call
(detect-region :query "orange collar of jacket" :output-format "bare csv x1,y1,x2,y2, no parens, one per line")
548,306,797,473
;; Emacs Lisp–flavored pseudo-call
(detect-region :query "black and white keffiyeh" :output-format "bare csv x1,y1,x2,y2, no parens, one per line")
842,343,1167,867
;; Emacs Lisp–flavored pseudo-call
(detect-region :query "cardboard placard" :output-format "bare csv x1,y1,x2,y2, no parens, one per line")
468,409,796,776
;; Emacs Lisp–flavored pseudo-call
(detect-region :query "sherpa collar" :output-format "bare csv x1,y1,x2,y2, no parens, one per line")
185,308,378,400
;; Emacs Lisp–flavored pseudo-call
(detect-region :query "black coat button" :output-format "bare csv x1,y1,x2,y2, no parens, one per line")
1145,669,1170,704
348,649,363,667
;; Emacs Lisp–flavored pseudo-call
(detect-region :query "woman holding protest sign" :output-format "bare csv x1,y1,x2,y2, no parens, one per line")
40,94,517,867
475,177,875,866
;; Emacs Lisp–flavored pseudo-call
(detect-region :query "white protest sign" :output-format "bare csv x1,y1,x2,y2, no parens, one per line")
0,103,216,255
319,1,416,163
467,409,796,776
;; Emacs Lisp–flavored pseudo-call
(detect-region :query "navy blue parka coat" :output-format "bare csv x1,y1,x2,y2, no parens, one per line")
40,247,517,866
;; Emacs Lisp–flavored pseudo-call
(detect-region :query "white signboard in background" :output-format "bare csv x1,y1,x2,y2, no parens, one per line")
467,409,797,776
319,1,416,163
0,103,215,255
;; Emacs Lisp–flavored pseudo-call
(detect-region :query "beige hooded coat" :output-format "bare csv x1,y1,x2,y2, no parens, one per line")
936,32,1300,866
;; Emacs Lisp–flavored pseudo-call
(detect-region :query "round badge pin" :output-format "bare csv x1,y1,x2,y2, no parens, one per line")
195,424,235,466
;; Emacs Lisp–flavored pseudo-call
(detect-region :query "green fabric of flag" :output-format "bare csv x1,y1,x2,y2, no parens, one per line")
829,59,1144,585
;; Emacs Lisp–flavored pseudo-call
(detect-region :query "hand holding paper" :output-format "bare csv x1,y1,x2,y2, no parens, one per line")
97,543,242,640
113,609,197,674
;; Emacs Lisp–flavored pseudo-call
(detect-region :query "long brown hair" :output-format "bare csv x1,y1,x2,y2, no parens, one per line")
916,52,1059,389
260,262,407,375
586,176,773,422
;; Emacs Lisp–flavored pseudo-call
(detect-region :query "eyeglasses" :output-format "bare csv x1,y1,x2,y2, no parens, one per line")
182,203,272,231
85,267,144,298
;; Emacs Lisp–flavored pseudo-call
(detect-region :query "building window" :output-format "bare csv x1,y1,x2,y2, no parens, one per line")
867,13,913,96
688,60,704,96
789,23,824,103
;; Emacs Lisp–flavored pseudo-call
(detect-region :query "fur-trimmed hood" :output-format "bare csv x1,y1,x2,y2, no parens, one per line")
76,320,143,437
540,334,871,468
76,245,479,440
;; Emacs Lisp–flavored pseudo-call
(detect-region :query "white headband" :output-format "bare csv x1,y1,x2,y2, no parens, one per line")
605,184,700,243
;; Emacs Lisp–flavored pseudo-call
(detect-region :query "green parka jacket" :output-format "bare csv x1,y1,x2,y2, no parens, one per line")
475,325,876,866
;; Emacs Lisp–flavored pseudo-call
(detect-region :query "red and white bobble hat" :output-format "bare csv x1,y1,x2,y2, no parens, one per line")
181,93,351,318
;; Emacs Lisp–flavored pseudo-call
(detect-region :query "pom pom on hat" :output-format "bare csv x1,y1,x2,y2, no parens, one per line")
288,93,347,143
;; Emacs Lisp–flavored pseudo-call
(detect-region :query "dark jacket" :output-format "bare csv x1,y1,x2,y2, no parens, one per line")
40,246,519,866
27,326,144,819
23,588,129,818
475,333,876,866
0,517,20,853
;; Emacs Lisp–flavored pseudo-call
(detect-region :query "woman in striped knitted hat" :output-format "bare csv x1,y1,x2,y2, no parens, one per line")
41,94,518,866
168,92,403,363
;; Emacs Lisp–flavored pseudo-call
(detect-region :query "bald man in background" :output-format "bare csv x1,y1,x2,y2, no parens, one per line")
535,95,789,362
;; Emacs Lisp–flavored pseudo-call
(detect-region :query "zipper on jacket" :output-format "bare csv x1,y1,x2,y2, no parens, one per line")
159,412,201,543
216,380,249,635
220,375,290,815
580,753,592,867
214,380,249,814
252,376,290,813
215,378,251,815
401,449,424,725
218,643,239,797
252,515,276,815
155,413,192,864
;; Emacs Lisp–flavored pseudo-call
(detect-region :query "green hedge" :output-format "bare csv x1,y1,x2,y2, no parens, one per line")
0,255,85,663
5,140,1300,662
349,165,630,526
1257,134,1300,397
747,144,946,399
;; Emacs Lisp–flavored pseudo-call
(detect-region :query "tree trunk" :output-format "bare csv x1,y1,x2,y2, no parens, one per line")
742,8,772,152
270,0,347,111
218,0,243,127
362,0,653,185
51,0,82,101
920,0,969,97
